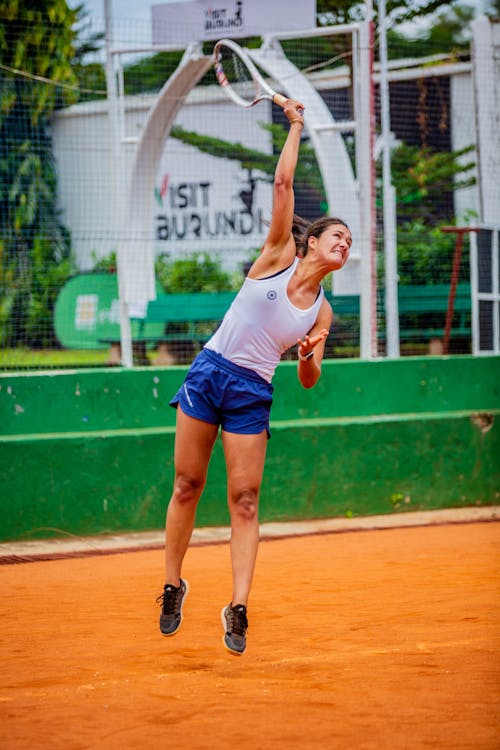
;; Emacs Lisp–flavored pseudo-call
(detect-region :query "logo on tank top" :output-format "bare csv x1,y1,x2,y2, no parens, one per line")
267,290,277,301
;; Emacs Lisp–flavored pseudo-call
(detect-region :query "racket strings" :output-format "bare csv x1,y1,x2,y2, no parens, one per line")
216,45,261,104
232,52,252,85
219,43,355,97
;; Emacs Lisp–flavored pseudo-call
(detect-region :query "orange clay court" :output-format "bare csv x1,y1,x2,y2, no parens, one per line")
1,516,499,749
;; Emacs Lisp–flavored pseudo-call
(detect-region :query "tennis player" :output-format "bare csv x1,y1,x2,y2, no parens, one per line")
157,99,352,655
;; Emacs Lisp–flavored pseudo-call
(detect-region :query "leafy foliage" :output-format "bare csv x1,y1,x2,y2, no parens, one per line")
90,250,117,273
388,142,476,225
148,253,241,354
376,141,476,285
71,8,105,103
90,250,241,296
386,2,481,59
394,220,461,286
316,0,471,28
0,0,81,119
0,0,82,347
124,51,185,96
155,252,239,293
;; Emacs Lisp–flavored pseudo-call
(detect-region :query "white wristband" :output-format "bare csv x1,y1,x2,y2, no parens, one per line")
299,350,314,362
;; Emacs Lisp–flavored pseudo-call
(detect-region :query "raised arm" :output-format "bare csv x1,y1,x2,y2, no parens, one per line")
248,100,304,279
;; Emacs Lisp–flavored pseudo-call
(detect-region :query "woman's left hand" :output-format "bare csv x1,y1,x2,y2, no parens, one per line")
297,329,329,358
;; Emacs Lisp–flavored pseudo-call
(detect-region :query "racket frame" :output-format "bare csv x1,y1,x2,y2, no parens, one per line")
213,38,287,110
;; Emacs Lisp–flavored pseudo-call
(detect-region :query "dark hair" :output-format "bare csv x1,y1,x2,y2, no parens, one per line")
293,215,350,257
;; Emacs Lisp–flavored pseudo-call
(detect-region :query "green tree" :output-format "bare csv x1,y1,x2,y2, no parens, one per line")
317,0,463,27
389,142,476,225
124,51,184,96
377,141,476,285
169,121,326,214
155,252,236,293
71,6,106,102
0,0,84,347
385,2,488,59
394,220,460,286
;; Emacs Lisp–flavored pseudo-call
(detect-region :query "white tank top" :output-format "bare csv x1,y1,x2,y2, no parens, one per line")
205,258,324,382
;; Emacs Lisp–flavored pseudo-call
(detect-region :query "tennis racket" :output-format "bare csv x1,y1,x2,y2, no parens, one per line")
213,38,303,113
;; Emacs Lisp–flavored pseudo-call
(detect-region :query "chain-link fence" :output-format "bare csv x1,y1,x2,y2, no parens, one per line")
1,8,496,370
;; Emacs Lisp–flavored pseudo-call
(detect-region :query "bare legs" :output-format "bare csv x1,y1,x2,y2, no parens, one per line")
165,408,218,586
222,429,267,607
164,406,267,607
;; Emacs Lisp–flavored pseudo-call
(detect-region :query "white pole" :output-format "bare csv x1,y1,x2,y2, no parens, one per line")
357,0,377,358
471,17,500,226
378,0,400,357
104,0,133,367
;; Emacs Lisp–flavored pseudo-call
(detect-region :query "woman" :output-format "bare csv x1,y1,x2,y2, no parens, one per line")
157,99,352,655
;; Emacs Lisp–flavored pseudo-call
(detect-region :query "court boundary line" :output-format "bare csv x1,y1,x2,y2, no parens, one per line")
1,506,498,565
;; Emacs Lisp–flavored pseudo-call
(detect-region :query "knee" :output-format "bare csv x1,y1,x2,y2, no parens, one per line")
172,473,204,507
230,488,259,522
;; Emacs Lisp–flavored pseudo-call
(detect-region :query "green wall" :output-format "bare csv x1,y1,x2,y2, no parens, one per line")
1,356,499,542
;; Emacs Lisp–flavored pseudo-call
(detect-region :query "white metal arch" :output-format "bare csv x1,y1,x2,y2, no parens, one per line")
121,41,361,306
120,44,213,305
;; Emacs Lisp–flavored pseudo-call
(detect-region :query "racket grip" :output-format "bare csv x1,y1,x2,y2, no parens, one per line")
272,93,288,107
273,93,304,116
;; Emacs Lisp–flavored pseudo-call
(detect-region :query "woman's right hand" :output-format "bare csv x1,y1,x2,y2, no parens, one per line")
283,99,304,126
249,97,304,277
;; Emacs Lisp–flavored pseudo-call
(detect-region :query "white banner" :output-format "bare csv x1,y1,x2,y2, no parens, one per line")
152,0,316,45
153,134,273,269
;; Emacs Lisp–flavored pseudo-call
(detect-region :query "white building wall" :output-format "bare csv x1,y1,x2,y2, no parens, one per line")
52,88,274,272
52,101,117,268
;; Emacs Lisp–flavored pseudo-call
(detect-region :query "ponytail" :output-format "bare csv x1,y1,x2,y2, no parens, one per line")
292,214,310,257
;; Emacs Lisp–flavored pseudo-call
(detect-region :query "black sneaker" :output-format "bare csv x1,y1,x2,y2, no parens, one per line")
157,579,189,636
221,603,248,655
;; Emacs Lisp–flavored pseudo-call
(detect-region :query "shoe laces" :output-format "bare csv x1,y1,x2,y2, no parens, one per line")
156,584,182,615
228,604,248,636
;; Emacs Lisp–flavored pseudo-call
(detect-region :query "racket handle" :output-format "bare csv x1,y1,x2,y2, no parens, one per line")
273,93,288,107
273,93,304,116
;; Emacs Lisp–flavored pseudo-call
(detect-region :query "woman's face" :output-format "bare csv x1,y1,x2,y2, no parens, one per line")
309,224,352,270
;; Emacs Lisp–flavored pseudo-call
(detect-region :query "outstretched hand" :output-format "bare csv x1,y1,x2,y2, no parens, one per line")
297,330,329,359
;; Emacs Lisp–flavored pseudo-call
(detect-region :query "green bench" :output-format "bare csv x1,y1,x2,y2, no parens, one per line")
327,283,471,341
97,283,471,363
133,291,238,343
388,283,471,342
394,283,471,340
98,291,238,364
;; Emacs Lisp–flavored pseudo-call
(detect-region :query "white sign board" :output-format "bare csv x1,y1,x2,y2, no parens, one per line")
153,138,272,269
152,0,316,45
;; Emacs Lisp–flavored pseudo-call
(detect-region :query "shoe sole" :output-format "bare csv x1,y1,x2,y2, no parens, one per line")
220,605,245,655
160,579,190,637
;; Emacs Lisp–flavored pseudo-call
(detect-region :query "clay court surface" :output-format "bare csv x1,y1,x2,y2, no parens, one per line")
1,518,499,749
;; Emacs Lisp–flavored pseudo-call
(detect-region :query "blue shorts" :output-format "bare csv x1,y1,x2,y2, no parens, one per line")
170,348,273,437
